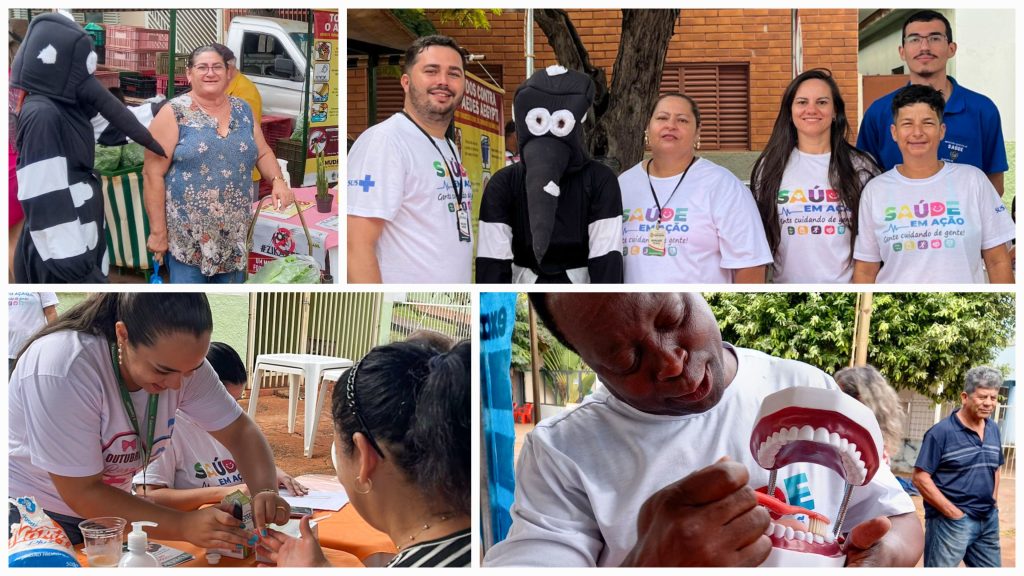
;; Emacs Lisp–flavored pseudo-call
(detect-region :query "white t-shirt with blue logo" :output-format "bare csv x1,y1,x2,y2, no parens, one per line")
619,157,771,283
347,113,473,283
485,345,914,567
854,162,1014,283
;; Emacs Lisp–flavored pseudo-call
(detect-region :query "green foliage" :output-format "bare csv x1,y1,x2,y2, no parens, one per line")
391,9,439,37
315,148,330,200
705,292,1014,403
393,9,502,35
540,345,596,405
510,295,535,372
509,294,595,405
433,9,502,30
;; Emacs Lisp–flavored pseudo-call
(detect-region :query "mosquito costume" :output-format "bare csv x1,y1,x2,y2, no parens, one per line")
11,13,166,283
476,66,623,283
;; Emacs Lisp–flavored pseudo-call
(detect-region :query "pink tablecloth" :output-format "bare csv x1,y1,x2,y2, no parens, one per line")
249,186,338,278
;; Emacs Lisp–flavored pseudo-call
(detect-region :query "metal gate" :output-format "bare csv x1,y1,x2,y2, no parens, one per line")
381,292,472,345
146,9,218,53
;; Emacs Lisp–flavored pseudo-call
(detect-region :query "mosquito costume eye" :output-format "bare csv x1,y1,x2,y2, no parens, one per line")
526,108,552,136
549,110,576,137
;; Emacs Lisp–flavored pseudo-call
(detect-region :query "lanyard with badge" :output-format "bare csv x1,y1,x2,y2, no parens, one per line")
644,156,696,256
401,110,472,243
109,342,159,491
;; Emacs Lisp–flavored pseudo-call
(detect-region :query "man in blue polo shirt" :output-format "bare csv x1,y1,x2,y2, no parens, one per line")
858,10,1008,195
912,366,1004,567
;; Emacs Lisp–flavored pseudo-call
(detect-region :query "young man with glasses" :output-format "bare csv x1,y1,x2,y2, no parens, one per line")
857,10,1008,195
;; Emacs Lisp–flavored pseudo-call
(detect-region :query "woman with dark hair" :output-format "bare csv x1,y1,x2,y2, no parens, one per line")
134,341,308,510
620,93,771,283
8,294,291,548
144,45,294,283
259,340,471,567
750,68,880,283
853,84,1014,283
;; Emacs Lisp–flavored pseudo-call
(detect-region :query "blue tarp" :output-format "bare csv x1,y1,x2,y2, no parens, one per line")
480,293,517,548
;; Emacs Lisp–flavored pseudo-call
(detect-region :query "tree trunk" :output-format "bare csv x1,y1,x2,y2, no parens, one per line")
534,9,679,173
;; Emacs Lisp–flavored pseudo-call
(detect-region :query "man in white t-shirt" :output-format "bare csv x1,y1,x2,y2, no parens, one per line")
133,342,307,509
484,293,923,567
853,84,1014,284
8,291,58,375
347,35,473,283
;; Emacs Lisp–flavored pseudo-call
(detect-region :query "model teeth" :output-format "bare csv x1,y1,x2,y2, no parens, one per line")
767,522,837,545
757,426,868,485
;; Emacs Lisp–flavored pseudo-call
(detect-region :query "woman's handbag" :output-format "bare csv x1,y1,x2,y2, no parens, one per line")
245,195,332,283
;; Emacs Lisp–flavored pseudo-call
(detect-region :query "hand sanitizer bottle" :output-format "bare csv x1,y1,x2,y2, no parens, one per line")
117,521,160,567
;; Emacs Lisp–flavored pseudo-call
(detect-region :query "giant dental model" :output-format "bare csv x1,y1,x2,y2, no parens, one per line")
749,387,884,566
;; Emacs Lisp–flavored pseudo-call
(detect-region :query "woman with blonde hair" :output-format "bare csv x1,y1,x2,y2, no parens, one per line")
835,365,906,463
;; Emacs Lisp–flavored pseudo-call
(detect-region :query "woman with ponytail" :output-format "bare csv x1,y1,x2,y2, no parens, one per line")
260,339,471,567
8,293,290,549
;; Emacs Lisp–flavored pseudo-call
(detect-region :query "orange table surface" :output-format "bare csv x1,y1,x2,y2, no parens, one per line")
75,541,362,568
293,474,395,561
72,475,393,568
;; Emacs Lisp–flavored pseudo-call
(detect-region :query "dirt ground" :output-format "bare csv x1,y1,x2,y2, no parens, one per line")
907,474,1016,567
245,384,338,478
512,423,1015,566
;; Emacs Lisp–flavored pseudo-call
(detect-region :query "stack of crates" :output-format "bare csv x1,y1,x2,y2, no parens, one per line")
94,70,121,90
84,23,105,64
120,76,157,99
157,52,188,77
260,115,295,148
105,24,168,76
155,74,190,95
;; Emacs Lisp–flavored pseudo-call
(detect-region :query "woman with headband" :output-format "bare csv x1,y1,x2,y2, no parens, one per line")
259,340,471,567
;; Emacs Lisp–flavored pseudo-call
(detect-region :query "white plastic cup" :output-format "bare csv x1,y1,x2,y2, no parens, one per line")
206,552,222,565
78,517,126,567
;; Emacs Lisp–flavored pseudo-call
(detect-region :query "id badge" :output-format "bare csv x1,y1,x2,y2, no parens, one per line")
456,208,472,242
646,226,667,256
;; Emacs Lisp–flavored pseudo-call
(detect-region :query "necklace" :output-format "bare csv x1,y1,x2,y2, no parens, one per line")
194,97,228,116
396,512,457,551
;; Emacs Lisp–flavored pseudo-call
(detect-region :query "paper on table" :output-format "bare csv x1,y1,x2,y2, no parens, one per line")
261,199,312,219
281,490,349,511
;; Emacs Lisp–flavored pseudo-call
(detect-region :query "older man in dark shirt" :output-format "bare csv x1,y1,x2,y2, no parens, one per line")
913,366,1004,567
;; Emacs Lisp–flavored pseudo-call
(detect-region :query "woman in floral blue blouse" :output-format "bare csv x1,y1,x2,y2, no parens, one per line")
143,45,294,283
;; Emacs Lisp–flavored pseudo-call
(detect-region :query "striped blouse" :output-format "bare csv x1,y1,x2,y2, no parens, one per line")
387,528,471,568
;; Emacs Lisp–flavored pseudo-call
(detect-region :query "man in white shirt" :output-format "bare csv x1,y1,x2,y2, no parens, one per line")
347,35,473,283
485,293,923,567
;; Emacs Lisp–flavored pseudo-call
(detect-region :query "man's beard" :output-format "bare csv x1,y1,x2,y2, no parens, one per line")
408,82,460,123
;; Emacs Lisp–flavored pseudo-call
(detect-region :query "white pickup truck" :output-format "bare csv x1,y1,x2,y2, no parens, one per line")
224,16,309,119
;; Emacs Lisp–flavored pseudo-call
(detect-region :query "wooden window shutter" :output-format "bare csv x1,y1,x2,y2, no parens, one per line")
375,74,405,124
659,63,750,151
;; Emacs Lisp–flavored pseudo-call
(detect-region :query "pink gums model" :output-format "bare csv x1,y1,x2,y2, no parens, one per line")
749,387,884,567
